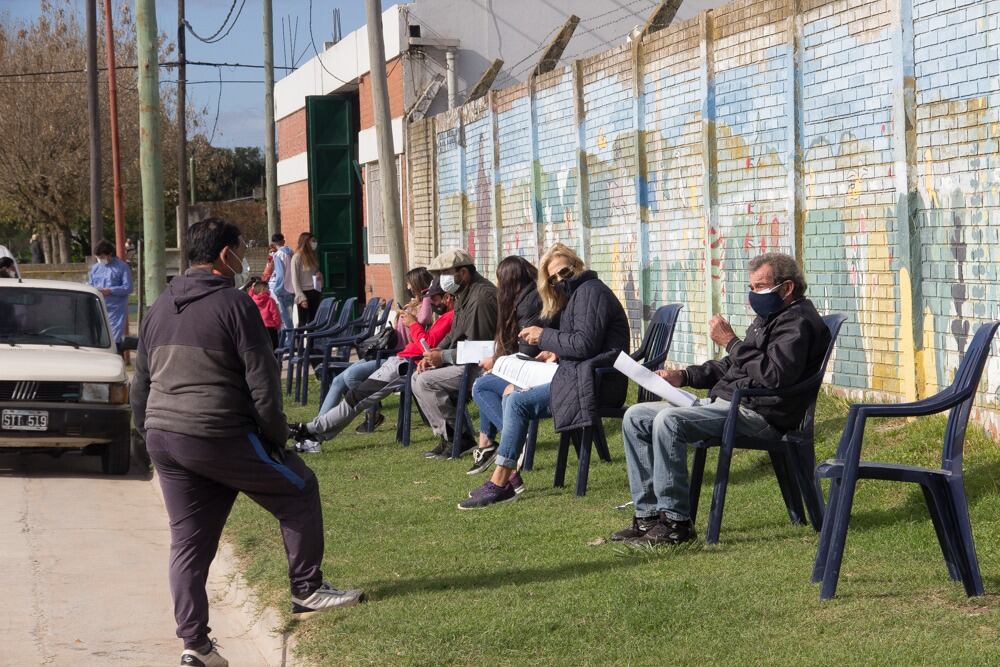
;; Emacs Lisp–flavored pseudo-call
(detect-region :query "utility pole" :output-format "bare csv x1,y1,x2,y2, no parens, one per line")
86,0,102,255
137,0,165,303
176,0,189,271
263,0,280,239
102,0,126,260
365,0,407,305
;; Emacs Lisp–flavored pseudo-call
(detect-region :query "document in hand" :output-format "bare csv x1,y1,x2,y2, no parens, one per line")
492,354,559,389
613,352,698,407
456,340,496,364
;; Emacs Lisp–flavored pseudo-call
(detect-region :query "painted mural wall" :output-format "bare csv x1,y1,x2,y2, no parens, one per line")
407,0,1000,422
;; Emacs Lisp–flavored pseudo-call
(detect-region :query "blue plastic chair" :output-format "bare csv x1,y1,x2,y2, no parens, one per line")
550,304,686,496
288,297,354,401
449,363,479,459
688,313,846,544
278,297,338,395
312,297,385,403
812,320,1000,600
524,303,684,474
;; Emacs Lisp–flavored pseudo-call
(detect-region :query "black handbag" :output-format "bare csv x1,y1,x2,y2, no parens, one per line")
357,327,399,360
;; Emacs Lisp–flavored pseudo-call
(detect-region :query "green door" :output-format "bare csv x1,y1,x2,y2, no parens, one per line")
305,94,361,308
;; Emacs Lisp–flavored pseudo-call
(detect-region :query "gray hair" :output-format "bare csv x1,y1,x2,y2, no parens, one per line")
749,252,807,298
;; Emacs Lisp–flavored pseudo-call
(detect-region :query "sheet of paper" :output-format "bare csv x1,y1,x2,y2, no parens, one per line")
613,352,698,407
456,340,496,365
492,354,559,389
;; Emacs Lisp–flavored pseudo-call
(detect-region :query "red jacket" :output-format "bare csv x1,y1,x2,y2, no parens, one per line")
250,290,282,329
399,310,454,359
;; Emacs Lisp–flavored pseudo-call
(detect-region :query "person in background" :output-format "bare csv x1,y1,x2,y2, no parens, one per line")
247,277,283,349
611,252,831,546
466,255,557,477
88,240,133,343
131,218,362,667
412,249,498,460
291,232,322,325
30,234,44,264
289,278,456,453
460,243,631,510
267,233,295,340
0,257,17,278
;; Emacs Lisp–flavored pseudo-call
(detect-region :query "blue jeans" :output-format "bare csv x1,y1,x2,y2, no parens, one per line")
273,290,295,345
495,383,551,469
622,399,779,521
318,359,379,415
472,373,510,440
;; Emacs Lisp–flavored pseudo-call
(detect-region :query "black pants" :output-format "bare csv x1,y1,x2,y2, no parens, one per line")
267,327,279,349
297,289,322,325
147,430,325,650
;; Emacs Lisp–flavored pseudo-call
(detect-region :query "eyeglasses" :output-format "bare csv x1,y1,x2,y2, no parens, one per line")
547,266,575,286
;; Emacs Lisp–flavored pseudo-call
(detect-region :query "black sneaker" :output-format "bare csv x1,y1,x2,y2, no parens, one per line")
628,516,696,546
180,639,228,666
424,437,449,459
355,412,385,433
610,515,660,541
466,443,498,474
288,422,311,443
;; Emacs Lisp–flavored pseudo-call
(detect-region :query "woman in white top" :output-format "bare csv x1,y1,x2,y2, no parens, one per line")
291,232,322,324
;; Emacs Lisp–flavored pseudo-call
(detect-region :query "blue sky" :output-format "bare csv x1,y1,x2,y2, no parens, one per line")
4,0,392,148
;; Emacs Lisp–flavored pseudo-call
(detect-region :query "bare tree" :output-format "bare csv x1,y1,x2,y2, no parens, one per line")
0,0,194,262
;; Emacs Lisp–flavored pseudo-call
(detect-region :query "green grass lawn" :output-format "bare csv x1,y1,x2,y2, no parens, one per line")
225,383,1000,666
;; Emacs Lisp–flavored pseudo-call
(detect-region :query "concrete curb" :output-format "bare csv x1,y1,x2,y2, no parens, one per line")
147,469,300,667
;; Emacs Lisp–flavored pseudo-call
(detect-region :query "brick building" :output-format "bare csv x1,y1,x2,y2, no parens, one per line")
274,0,684,304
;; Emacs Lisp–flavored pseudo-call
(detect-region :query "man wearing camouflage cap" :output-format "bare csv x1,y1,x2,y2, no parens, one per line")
413,248,498,459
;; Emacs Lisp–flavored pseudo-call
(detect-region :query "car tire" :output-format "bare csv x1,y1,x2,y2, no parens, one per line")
101,436,131,475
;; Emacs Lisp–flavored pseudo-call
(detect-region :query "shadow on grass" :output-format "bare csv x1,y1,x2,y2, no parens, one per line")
370,547,702,600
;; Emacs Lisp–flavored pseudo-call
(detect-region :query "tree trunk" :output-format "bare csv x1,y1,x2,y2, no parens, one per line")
56,227,70,264
42,228,54,264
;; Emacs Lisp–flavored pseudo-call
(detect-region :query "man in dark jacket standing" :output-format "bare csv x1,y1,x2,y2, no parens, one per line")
413,248,498,459
131,219,362,667
612,252,831,546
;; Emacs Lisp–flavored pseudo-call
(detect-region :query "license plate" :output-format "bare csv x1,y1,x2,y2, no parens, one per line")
1,410,49,431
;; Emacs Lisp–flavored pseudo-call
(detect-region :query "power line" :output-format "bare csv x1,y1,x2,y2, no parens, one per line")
184,0,246,44
0,60,293,79
307,0,351,85
207,67,223,146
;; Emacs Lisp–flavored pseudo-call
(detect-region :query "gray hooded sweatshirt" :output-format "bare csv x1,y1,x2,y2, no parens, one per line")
130,268,288,446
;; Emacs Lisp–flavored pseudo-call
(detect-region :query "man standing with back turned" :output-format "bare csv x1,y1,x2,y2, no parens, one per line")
131,218,363,667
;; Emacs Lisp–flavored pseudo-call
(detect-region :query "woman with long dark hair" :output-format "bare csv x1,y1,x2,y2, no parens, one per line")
467,255,558,478
460,243,630,509
290,232,322,324
395,266,434,346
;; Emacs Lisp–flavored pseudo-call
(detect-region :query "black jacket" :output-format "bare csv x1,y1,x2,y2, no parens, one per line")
506,285,560,357
130,269,287,446
538,271,631,432
685,298,831,432
439,272,498,364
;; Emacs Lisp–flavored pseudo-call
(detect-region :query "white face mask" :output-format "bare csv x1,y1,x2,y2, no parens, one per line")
98,257,110,266
310,240,319,251
439,273,461,295
223,247,251,287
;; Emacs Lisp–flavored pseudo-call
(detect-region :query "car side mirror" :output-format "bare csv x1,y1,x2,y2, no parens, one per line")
117,337,138,354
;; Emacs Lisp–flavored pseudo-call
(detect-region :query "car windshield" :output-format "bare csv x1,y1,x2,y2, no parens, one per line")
0,287,110,349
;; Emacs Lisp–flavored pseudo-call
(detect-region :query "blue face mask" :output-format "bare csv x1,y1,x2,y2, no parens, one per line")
748,283,788,319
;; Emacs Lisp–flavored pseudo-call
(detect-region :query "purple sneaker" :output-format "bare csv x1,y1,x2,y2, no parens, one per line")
510,470,525,495
458,481,517,510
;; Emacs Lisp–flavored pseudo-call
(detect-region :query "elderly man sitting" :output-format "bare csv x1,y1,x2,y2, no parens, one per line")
613,252,832,546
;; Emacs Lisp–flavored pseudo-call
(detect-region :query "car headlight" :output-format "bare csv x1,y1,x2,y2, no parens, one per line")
81,383,129,404
81,383,111,403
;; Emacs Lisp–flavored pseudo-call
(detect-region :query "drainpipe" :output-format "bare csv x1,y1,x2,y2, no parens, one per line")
446,47,458,109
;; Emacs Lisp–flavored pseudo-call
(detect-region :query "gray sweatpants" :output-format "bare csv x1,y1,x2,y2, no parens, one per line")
309,355,411,440
146,429,325,650
411,364,480,437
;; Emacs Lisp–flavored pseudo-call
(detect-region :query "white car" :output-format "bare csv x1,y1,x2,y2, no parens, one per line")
0,279,133,474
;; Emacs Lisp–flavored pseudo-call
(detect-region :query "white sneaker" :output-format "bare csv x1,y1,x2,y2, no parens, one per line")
291,581,365,618
295,439,322,454
180,639,228,666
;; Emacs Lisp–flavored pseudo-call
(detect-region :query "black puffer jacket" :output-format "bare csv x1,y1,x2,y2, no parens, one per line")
538,271,631,432
685,298,831,432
